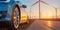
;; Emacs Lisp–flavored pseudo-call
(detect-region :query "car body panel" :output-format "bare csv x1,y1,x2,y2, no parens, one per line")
0,0,21,21
0,0,28,24
20,8,28,23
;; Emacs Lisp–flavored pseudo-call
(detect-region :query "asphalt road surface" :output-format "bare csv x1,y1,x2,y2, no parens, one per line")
0,20,60,30
26,20,60,30
0,20,34,30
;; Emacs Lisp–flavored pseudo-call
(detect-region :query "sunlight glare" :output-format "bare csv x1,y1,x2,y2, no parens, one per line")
47,21,52,27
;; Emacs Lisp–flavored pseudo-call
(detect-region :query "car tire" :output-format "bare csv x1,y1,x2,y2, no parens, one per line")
26,16,29,24
10,5,20,30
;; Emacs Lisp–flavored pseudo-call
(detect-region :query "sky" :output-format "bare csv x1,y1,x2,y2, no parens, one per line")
20,0,60,19
20,0,60,8
42,0,60,8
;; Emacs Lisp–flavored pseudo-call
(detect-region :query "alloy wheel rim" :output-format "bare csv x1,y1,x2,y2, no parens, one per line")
13,7,20,28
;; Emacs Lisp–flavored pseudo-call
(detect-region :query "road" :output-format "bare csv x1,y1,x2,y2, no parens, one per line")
0,20,34,30
26,20,60,30
0,20,60,30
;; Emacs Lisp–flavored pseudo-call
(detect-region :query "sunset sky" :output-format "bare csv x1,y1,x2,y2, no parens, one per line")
20,0,60,19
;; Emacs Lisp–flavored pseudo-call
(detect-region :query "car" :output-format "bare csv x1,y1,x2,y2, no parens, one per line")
0,0,27,30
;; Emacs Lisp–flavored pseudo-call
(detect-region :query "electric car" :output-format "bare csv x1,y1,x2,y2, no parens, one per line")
0,0,27,30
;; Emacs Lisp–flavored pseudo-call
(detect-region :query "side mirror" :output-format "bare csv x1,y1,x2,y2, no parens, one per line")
22,5,27,8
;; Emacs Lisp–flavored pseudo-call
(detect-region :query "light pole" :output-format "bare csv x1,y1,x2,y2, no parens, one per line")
53,7,59,19
54,7,57,19
39,0,40,19
30,7,31,19
51,7,57,19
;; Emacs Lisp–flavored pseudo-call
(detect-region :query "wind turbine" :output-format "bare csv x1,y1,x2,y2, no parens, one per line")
31,0,57,19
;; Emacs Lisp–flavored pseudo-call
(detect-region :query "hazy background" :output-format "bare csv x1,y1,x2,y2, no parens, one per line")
20,0,60,19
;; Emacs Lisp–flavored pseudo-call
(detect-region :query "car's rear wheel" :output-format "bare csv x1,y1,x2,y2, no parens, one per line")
26,19,29,24
10,6,20,30
24,17,29,24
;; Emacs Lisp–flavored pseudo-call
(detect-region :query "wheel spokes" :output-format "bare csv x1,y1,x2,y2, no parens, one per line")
13,7,20,28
